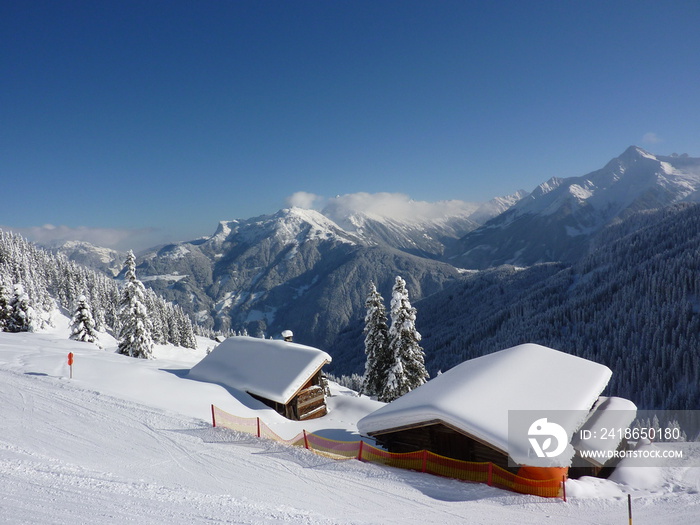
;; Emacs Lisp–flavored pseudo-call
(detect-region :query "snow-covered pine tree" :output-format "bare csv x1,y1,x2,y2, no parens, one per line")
117,251,154,359
7,283,36,333
382,276,429,402
0,280,10,331
361,282,391,398
69,294,99,344
175,305,197,348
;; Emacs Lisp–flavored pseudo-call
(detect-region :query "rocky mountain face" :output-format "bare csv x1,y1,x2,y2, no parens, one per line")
447,147,700,269
135,207,466,349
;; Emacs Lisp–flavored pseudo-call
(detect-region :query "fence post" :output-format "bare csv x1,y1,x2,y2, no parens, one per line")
628,494,632,524
303,430,309,450
487,463,493,486
358,440,364,462
211,405,217,428
256,417,261,438
422,450,428,473
562,475,567,502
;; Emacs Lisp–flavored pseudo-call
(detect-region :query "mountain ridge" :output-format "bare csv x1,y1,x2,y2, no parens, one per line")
447,146,700,269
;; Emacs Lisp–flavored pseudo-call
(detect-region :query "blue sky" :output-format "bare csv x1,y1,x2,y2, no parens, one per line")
2,0,700,250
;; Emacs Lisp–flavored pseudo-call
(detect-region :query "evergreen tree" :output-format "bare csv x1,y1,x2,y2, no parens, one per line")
117,251,154,359
69,294,99,343
361,282,391,397
7,283,35,333
0,281,10,331
382,276,429,402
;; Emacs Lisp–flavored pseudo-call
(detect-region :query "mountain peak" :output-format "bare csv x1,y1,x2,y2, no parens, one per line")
619,145,656,162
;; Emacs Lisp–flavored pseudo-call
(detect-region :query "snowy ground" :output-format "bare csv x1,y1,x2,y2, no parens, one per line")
1,318,699,524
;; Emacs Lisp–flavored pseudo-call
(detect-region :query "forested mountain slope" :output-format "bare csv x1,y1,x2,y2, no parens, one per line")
416,204,700,410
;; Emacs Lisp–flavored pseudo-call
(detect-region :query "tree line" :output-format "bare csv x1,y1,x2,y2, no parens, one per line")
0,230,196,352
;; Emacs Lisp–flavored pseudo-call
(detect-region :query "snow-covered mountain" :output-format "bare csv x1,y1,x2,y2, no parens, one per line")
45,239,126,277
448,146,700,268
136,207,463,351
320,193,526,258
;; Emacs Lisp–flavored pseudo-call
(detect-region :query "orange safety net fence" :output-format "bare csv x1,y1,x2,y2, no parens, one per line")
211,405,563,499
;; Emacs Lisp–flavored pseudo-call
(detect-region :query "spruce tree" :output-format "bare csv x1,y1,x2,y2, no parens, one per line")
382,276,429,402
69,294,99,343
7,283,35,333
117,251,154,359
361,282,391,398
0,281,10,331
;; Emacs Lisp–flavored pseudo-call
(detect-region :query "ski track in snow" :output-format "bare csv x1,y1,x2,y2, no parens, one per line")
1,332,700,524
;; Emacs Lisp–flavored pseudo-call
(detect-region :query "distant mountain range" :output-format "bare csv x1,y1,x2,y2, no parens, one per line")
47,146,700,410
132,207,465,349
447,146,700,268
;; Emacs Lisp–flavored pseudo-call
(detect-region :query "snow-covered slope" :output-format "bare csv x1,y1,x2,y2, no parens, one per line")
449,146,700,268
1,325,699,524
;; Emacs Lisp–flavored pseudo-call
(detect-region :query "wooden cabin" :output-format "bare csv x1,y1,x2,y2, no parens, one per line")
358,343,636,479
249,369,329,421
188,335,332,421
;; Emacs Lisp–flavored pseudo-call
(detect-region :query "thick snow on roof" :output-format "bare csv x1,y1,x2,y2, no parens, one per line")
573,396,637,465
188,336,331,405
358,343,612,463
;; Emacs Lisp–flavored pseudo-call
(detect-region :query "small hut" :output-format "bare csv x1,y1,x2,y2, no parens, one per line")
357,343,636,478
188,336,332,421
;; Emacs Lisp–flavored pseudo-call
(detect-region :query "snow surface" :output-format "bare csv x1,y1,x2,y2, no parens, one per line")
1,323,699,524
188,336,332,406
358,344,612,466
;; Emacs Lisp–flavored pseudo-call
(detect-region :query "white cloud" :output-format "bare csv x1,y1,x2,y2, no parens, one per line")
286,191,324,210
286,191,480,223
0,224,159,252
642,132,663,144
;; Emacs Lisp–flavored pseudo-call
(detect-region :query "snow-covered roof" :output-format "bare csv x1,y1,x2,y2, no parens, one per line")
357,343,612,465
187,336,331,405
573,396,637,466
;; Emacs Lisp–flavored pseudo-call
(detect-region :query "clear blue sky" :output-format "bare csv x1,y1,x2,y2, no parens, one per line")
2,0,700,250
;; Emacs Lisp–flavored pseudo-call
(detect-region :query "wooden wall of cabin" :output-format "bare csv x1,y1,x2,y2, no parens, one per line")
373,423,512,471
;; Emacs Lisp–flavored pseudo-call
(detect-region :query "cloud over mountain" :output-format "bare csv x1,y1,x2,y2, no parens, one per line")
286,191,480,223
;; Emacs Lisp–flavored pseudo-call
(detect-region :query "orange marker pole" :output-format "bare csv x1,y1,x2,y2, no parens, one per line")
67,352,74,379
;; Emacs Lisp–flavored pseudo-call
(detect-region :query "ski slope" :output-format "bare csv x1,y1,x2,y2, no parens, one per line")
1,322,699,524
